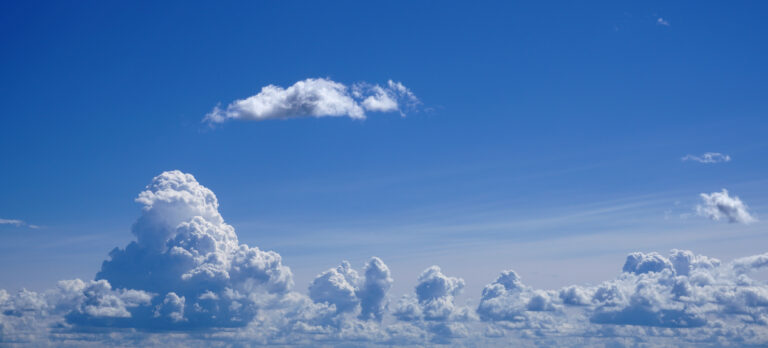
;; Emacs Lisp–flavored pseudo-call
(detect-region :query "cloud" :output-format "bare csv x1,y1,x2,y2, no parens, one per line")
682,152,731,163
0,218,24,226
90,170,294,329
622,251,673,274
477,270,560,322
476,249,768,345
0,218,38,229
357,257,393,321
204,78,419,124
398,266,468,322
305,257,394,329
657,17,670,26
309,261,361,315
696,189,756,224
3,171,768,346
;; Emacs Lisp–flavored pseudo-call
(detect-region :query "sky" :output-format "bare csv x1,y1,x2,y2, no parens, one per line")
1,1,768,346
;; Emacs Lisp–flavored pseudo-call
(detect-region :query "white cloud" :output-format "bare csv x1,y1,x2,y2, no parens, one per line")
394,266,472,323
477,270,560,322
357,257,393,321
305,257,394,328
309,261,361,314
0,218,38,228
204,78,419,124
657,17,670,26
0,218,23,226
696,189,756,224
90,170,294,329
682,152,731,163
3,171,768,346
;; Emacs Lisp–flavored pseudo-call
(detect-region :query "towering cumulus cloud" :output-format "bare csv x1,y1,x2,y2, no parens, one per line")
1,171,768,346
204,78,419,123
84,170,293,328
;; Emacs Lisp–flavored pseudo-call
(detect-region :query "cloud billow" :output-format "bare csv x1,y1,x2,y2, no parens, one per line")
204,78,419,124
696,189,756,224
1,171,768,346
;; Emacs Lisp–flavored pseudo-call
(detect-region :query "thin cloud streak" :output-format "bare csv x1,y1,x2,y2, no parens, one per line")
0,218,39,229
682,152,731,163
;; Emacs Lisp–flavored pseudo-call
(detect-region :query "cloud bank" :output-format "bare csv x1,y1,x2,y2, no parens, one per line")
204,78,419,124
1,171,767,346
697,189,756,224
682,152,731,164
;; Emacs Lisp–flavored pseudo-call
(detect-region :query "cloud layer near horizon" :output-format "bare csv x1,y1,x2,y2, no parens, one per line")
1,171,767,347
204,78,419,124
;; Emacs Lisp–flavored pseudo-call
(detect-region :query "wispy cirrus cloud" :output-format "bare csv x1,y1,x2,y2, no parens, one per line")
204,78,419,124
0,218,38,229
681,152,731,163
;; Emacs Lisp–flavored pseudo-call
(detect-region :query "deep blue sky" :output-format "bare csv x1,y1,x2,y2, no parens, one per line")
1,1,767,297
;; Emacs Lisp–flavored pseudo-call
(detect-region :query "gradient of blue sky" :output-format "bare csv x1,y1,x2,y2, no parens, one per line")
2,0,768,303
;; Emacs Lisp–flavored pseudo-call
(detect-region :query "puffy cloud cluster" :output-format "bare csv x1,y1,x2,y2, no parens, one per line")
682,152,731,164
475,249,768,346
308,257,393,322
204,78,419,123
2,171,768,346
478,270,560,322
89,170,294,329
390,266,476,344
697,189,756,224
393,266,470,322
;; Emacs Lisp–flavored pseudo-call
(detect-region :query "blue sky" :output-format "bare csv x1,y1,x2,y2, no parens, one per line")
1,1,768,346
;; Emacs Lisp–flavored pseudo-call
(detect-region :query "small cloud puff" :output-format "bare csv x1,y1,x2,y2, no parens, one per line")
204,78,419,124
696,189,756,224
682,152,731,164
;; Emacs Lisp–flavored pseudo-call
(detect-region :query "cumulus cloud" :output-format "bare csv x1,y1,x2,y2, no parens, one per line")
393,266,469,322
696,189,756,224
90,170,295,329
204,78,419,124
478,269,561,322
682,152,731,163
3,171,768,346
309,261,361,315
473,249,768,346
357,257,393,321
